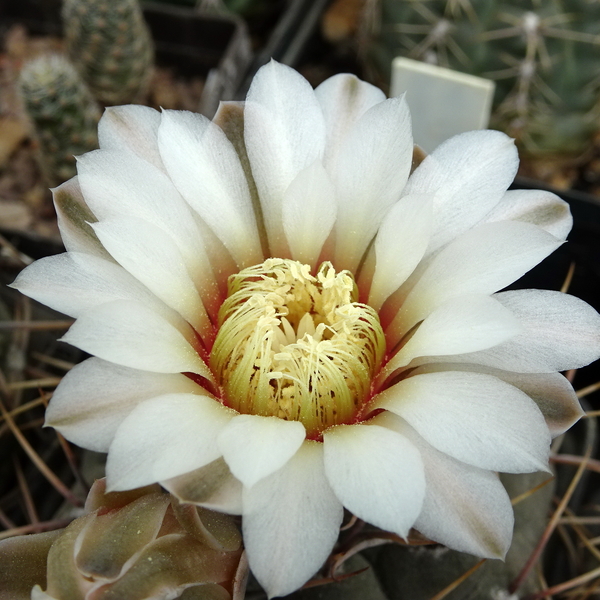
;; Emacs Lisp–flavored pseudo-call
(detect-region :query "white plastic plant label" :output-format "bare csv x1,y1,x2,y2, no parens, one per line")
391,57,495,154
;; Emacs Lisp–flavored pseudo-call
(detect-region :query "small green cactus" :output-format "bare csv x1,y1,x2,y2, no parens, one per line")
18,54,100,187
62,0,154,105
363,0,600,155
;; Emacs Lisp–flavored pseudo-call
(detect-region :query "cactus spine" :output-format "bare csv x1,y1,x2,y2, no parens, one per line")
364,0,600,155
62,0,154,105
19,54,100,187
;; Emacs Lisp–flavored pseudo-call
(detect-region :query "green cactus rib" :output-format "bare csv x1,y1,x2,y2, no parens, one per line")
365,0,600,155
62,0,154,105
19,54,100,187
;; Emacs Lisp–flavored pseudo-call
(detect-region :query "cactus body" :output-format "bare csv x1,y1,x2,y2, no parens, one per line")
365,0,600,155
19,54,100,187
62,0,154,105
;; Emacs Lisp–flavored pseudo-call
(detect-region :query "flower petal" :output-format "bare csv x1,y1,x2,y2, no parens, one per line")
392,221,562,335
242,441,343,598
484,189,572,241
0,530,62,600
403,129,519,253
218,415,306,489
76,492,170,579
281,160,337,269
212,102,266,251
10,251,165,320
61,299,211,378
52,177,109,258
163,458,243,515
46,358,201,452
106,394,235,491
76,148,217,299
98,533,237,597
315,73,385,170
158,109,263,267
375,413,514,559
331,96,413,271
31,586,57,600
244,60,326,256
91,217,211,336
412,363,583,437
383,294,522,375
323,423,424,538
374,371,551,473
368,193,432,310
45,513,94,600
98,105,164,169
444,290,600,373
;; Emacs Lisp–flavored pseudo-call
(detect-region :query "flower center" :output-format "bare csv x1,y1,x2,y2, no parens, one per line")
210,258,385,437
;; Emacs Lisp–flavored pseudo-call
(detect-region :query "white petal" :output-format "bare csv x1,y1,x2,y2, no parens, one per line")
163,458,243,515
393,221,561,334
374,371,551,473
368,193,432,310
403,130,519,253
52,177,109,258
32,586,58,600
281,161,337,269
91,217,210,335
106,393,234,491
383,294,522,377
375,413,514,559
45,358,201,452
412,363,583,437
446,290,600,373
98,105,164,169
496,290,600,370
494,371,583,437
244,60,326,256
243,441,343,598
484,189,572,241
218,415,306,488
158,109,263,267
76,149,216,295
61,299,211,378
10,251,165,320
315,73,385,170
332,96,413,271
323,424,424,538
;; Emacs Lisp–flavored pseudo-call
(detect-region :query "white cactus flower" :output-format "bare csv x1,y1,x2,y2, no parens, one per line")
12,60,600,598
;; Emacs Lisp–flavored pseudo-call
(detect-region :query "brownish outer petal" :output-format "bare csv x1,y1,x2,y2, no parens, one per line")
46,513,95,600
163,458,242,514
0,530,62,600
171,499,242,552
84,478,163,512
91,533,240,600
76,493,170,580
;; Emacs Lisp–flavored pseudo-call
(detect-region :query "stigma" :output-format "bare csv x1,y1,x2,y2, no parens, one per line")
210,258,385,437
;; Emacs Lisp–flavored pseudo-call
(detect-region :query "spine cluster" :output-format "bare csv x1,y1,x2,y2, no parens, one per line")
62,0,154,105
365,0,600,155
18,55,100,187
18,0,154,185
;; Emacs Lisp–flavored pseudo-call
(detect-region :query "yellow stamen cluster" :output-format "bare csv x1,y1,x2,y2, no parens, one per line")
210,258,385,437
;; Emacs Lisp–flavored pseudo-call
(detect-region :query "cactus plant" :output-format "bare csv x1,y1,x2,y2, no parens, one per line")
362,0,600,155
18,54,100,187
62,0,154,105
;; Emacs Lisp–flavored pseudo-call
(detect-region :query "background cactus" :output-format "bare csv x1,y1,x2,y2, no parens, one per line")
62,0,154,105
362,0,600,156
18,54,100,187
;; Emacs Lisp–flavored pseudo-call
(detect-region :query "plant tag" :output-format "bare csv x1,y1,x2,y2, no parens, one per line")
391,57,495,153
